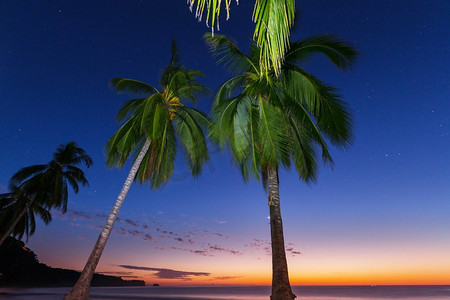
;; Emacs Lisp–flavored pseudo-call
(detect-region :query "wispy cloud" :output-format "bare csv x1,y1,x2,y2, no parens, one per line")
244,239,301,257
58,209,246,258
98,271,142,279
70,210,94,221
118,265,210,280
208,244,243,255
213,276,242,280
286,247,302,256
214,220,227,224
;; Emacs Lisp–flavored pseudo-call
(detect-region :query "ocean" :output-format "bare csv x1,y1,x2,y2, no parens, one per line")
1,285,450,300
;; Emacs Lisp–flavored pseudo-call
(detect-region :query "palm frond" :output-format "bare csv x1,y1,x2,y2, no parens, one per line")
282,67,353,147
106,115,142,167
188,0,235,33
282,93,334,165
286,35,358,71
65,166,89,187
10,165,47,186
228,95,252,163
173,106,209,176
258,96,288,165
160,40,185,87
213,75,247,107
252,0,295,77
210,95,243,148
116,97,147,122
288,116,319,183
110,78,158,95
35,205,52,225
204,34,256,74
143,124,176,188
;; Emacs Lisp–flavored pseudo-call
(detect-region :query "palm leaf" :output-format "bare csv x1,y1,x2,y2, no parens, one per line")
286,35,358,71
110,78,158,95
282,93,334,165
252,0,295,77
213,75,247,107
288,116,319,182
205,34,256,75
282,67,353,147
173,106,209,176
188,0,234,33
258,96,288,165
160,40,185,87
106,115,142,167
10,165,47,186
116,97,147,122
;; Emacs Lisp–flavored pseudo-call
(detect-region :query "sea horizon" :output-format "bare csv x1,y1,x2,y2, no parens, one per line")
2,284,450,300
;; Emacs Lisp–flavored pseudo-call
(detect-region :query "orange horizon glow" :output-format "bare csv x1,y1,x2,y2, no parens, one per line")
115,271,450,287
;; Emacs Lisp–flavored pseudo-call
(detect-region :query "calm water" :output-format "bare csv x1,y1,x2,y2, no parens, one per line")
1,285,450,300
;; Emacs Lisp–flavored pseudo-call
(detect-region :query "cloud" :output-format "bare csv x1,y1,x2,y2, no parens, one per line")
125,219,139,227
127,229,142,237
286,247,302,256
118,265,210,280
155,246,211,257
99,271,142,279
214,276,242,280
70,210,94,221
57,209,240,257
214,220,227,224
212,232,230,239
244,239,301,257
208,244,243,256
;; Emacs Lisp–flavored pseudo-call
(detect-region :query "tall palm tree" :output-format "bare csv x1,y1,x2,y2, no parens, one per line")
65,41,209,300
206,34,358,299
188,0,294,77
0,142,92,247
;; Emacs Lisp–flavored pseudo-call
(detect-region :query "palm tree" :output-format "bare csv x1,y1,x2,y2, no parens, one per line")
206,34,358,299
0,142,92,247
65,41,209,300
0,184,52,244
188,0,294,77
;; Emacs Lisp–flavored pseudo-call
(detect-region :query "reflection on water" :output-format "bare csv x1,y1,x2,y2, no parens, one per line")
1,285,450,300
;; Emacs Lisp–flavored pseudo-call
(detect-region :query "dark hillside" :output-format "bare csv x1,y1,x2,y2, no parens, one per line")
0,237,144,287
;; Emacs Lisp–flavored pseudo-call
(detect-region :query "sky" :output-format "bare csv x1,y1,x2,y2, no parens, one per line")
1,0,449,286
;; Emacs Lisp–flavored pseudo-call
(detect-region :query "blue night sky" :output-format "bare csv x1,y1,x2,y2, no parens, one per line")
1,1,449,285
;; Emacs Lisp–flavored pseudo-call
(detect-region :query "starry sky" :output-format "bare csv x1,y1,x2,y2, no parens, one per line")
1,0,449,286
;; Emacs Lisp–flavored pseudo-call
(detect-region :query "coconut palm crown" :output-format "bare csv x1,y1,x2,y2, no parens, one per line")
0,183,52,241
0,142,92,246
106,42,210,188
8,142,92,212
205,33,358,299
206,33,357,185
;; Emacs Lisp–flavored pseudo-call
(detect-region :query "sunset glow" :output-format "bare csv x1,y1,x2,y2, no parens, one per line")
1,0,449,291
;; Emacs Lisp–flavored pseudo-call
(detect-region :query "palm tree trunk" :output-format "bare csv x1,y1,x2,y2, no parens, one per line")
268,166,296,300
65,139,151,300
0,197,35,247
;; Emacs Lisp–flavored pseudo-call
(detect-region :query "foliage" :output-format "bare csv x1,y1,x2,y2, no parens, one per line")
0,142,92,240
106,41,210,188
0,184,52,240
188,0,295,77
205,33,358,187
